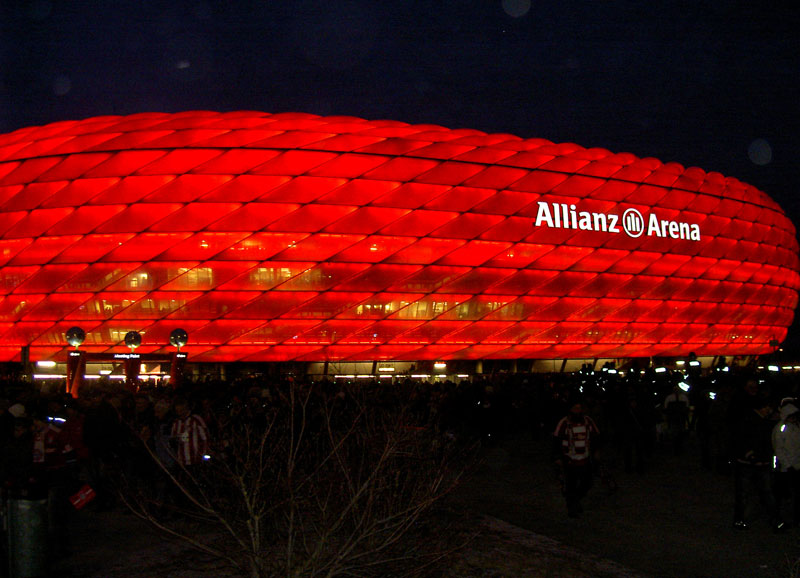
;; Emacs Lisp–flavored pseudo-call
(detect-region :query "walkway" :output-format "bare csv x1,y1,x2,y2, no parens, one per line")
448,433,800,577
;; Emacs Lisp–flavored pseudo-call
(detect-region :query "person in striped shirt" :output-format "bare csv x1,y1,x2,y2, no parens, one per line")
553,400,601,517
170,397,210,468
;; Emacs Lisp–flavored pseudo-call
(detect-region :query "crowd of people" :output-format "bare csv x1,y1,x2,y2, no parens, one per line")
543,364,800,529
0,361,797,567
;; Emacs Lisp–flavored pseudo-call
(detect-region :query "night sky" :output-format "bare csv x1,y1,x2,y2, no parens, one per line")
1,0,799,347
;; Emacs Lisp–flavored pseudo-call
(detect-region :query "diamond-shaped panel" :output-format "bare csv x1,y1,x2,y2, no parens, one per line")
0,111,796,362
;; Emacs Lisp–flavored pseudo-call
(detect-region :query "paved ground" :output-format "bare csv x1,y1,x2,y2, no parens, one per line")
47,433,800,577
447,433,800,578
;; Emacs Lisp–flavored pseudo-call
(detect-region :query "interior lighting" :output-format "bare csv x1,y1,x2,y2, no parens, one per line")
33,374,67,379
678,382,690,392
434,362,447,370
655,367,667,373
768,365,780,372
36,360,56,368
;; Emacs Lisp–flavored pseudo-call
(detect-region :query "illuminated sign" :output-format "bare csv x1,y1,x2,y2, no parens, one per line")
113,353,141,360
534,202,701,241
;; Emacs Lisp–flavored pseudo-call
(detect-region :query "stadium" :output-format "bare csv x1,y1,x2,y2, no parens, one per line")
0,111,796,381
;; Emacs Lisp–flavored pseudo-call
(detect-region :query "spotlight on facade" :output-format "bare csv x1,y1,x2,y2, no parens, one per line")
65,326,86,348
124,331,142,352
169,328,189,350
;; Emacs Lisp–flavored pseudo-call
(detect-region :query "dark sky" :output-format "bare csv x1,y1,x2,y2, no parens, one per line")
1,0,799,344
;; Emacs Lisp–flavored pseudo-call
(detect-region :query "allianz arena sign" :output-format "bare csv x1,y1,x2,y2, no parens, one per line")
0,111,795,363
534,202,701,241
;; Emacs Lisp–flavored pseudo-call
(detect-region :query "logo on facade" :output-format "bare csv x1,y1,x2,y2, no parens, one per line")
534,202,700,241
622,208,644,238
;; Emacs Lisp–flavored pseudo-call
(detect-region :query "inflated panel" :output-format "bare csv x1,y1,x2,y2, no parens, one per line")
0,111,795,362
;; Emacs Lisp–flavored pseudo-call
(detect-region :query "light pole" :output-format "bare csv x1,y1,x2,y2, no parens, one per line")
65,326,86,398
123,331,142,392
169,328,188,389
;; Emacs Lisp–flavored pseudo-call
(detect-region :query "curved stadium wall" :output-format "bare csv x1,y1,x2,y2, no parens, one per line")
0,111,795,363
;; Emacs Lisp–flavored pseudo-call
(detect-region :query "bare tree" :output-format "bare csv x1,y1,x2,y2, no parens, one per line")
119,382,473,578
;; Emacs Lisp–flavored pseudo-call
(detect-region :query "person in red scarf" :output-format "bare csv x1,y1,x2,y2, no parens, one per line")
553,399,601,517
170,397,210,468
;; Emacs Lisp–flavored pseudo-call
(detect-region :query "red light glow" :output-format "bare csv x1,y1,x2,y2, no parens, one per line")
0,111,795,362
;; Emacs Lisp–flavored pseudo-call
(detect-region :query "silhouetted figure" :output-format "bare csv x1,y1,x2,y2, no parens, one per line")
663,385,690,455
773,401,800,530
82,394,124,511
620,395,652,474
729,379,778,530
553,400,601,517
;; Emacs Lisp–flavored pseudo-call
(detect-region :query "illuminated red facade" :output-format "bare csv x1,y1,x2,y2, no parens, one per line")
0,110,796,362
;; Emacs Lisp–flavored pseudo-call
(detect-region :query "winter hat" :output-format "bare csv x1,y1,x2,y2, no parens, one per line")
780,403,799,420
8,403,25,418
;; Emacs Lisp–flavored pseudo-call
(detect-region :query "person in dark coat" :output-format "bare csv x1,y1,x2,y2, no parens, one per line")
82,393,125,510
729,378,778,530
1,417,36,494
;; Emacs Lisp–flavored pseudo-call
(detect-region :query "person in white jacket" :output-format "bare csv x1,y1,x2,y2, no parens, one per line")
772,401,800,530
